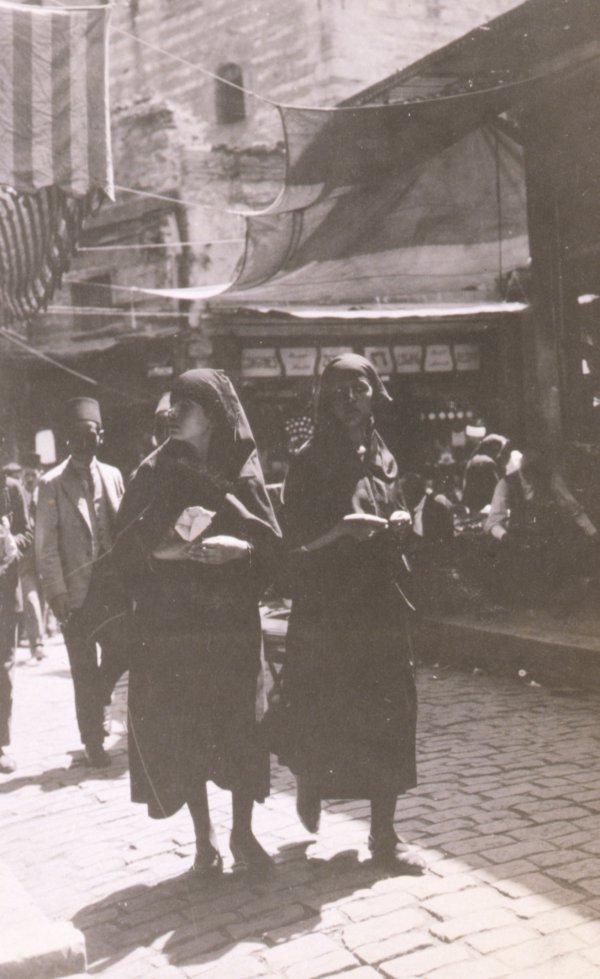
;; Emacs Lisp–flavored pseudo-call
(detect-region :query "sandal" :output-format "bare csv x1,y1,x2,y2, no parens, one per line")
229,833,274,875
191,844,223,880
368,833,425,875
296,777,321,834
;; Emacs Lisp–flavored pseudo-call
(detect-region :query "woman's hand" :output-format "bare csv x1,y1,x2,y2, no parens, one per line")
338,513,389,541
388,509,412,542
187,535,250,564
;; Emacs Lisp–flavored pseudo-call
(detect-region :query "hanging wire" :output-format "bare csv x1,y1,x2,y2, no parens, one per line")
77,238,245,252
0,328,153,404
45,307,187,318
112,184,249,217
42,0,594,114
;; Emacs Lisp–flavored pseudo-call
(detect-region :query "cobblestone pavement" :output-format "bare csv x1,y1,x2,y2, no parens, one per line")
3,637,600,979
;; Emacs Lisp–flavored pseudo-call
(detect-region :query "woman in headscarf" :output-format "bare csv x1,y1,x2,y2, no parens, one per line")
272,354,419,870
462,434,512,514
113,370,281,878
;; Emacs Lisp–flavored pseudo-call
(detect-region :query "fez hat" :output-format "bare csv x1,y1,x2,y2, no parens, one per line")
65,397,102,426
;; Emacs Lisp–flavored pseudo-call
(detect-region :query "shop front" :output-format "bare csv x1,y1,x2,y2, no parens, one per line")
208,304,525,484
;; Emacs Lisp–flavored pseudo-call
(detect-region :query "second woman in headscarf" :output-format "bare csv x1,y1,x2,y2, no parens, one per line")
269,354,420,870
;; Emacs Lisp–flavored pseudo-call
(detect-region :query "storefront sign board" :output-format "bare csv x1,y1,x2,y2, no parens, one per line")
424,344,453,372
393,345,423,373
454,343,481,371
365,346,394,374
241,348,282,377
280,347,318,376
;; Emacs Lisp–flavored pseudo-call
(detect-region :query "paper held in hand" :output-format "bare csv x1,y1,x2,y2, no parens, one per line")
174,506,216,542
153,506,216,560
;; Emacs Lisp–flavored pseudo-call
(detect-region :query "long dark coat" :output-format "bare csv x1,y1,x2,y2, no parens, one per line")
275,419,417,801
113,372,281,818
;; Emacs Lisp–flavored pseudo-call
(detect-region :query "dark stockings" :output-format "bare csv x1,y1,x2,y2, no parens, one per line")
369,789,399,850
188,785,219,855
187,785,258,853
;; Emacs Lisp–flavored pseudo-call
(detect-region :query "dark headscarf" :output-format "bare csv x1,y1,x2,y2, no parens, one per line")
316,353,392,428
170,368,259,482
114,369,281,588
312,354,397,483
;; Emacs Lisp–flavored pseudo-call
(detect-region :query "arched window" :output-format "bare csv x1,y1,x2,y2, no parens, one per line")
215,64,246,124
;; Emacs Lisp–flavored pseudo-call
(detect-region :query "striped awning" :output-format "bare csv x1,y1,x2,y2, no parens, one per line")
0,0,113,322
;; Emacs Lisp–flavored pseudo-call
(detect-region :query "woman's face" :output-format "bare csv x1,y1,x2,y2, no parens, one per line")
326,371,374,429
169,398,213,446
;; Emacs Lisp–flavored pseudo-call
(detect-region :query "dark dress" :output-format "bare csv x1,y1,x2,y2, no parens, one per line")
114,395,281,819
275,427,417,800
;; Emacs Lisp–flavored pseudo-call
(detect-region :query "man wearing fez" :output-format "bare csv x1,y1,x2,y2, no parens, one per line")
0,463,32,773
36,398,126,767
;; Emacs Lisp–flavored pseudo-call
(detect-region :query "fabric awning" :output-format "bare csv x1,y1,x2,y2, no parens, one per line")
200,0,596,308
0,0,113,322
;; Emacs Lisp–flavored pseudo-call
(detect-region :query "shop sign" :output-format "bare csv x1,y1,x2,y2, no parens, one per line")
280,347,318,376
454,343,481,371
365,346,394,374
318,346,354,371
147,365,174,378
424,344,453,372
241,347,282,377
393,345,423,373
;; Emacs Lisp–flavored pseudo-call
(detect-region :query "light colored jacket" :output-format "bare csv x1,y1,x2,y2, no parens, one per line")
35,458,124,608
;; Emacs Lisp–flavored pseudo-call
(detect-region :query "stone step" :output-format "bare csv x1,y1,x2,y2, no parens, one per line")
0,860,86,979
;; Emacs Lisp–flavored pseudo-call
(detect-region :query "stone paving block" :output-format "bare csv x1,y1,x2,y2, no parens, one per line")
430,907,520,942
506,952,593,979
466,923,541,954
227,904,310,940
342,889,415,921
496,930,585,969
533,904,596,935
262,934,343,970
285,948,359,979
379,943,471,978
442,834,515,857
488,872,561,899
353,929,433,965
552,857,600,884
428,956,509,979
510,887,584,919
483,841,554,864
343,909,428,950
340,969,382,979
423,885,509,920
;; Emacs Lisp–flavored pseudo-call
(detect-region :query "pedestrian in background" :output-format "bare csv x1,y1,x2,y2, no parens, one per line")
35,398,127,767
271,353,420,871
113,369,281,879
462,433,511,514
484,445,599,610
18,452,46,662
0,465,32,773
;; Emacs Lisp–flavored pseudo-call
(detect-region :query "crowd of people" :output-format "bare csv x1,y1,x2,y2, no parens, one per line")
0,354,598,880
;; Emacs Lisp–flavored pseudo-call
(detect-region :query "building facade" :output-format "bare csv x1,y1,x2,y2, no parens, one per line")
3,0,522,469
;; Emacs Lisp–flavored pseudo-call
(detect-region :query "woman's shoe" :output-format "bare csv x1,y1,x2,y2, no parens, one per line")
368,833,424,875
191,844,223,880
296,778,321,834
229,833,274,875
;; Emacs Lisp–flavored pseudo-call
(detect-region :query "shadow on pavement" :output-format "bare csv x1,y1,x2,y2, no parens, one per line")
0,738,129,794
74,840,407,974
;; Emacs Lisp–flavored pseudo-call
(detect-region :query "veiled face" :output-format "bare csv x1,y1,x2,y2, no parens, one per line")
169,398,213,446
325,371,374,430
